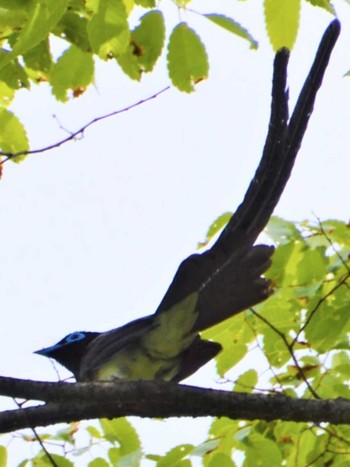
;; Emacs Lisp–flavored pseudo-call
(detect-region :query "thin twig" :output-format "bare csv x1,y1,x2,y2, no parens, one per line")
14,399,58,467
293,271,350,344
0,86,170,163
251,309,320,399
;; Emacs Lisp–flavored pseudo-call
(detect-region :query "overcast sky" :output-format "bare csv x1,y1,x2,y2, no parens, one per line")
1,1,350,463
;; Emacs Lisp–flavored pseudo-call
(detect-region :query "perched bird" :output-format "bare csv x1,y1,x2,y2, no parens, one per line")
35,20,340,383
35,244,274,382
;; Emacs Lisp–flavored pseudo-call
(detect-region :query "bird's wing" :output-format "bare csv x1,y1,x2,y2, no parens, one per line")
79,315,156,380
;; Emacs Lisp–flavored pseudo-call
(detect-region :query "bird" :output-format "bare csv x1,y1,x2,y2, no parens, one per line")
35,20,340,383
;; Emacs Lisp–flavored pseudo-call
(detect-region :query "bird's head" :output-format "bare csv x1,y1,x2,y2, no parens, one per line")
35,331,100,380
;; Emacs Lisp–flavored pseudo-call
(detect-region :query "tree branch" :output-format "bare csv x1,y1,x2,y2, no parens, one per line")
0,377,349,433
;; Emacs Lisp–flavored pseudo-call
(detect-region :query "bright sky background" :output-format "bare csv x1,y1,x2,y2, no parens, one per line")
1,1,350,464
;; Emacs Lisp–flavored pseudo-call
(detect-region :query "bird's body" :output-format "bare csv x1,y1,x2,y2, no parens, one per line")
36,246,274,382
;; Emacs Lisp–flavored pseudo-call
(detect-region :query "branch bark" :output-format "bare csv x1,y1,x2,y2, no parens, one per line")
0,376,349,433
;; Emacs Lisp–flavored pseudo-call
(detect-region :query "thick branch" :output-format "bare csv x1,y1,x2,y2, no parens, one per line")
0,377,349,433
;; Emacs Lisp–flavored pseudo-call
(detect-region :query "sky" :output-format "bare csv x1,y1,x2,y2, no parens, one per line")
1,0,350,464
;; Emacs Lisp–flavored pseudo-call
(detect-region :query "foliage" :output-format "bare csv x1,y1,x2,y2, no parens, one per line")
2,217,350,465
0,0,336,161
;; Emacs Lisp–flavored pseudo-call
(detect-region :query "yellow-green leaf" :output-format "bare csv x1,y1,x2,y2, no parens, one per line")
167,23,208,92
198,212,232,249
234,369,258,393
50,45,94,102
0,0,68,70
243,433,283,465
0,108,29,162
87,0,129,59
100,418,141,453
0,446,7,467
156,445,193,467
205,14,258,49
264,0,301,50
135,0,155,6
216,342,247,376
117,10,165,80
305,0,335,14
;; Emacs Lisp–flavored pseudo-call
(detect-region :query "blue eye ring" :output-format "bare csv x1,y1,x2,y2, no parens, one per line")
66,332,86,344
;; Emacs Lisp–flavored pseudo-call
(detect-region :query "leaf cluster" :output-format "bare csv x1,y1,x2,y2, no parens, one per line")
205,217,350,399
0,0,335,162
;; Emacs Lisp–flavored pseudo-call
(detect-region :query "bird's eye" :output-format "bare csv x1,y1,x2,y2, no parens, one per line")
66,332,85,344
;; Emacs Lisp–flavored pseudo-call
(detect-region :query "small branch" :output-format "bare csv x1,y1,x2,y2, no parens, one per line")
315,216,350,275
0,86,170,163
251,309,320,399
293,271,350,344
14,399,58,466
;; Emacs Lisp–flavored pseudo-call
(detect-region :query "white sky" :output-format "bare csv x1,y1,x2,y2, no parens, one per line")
1,0,350,464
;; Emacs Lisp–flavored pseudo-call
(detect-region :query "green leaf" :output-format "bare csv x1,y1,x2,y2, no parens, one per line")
205,14,258,49
0,59,30,90
266,240,304,287
132,11,165,72
0,6,27,38
207,453,236,467
100,418,139,447
319,219,350,245
0,0,68,70
243,433,283,466
87,0,129,59
167,23,209,92
216,342,247,376
50,45,94,101
273,421,305,444
234,369,258,393
191,439,221,458
257,287,300,335
264,0,301,50
135,0,155,6
198,212,232,249
51,422,79,444
86,425,102,438
32,453,74,466
100,418,142,466
203,312,256,359
156,445,194,467
266,216,301,244
263,327,291,369
56,12,91,53
296,247,327,285
305,293,350,353
23,38,52,73
89,458,109,467
332,351,350,378
305,0,336,14
207,418,242,462
0,108,29,161
117,10,165,80
290,430,316,466
0,82,15,107
108,446,142,467
0,446,7,467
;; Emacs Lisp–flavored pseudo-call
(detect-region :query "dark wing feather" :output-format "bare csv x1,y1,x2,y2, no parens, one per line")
171,337,222,382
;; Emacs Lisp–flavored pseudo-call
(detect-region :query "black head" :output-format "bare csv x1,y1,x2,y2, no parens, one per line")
35,331,100,380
